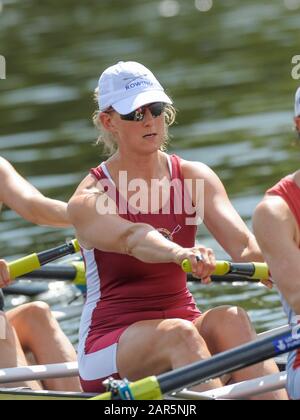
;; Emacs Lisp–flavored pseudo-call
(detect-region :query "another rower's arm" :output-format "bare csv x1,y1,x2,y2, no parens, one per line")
0,157,70,227
181,160,263,262
253,197,300,315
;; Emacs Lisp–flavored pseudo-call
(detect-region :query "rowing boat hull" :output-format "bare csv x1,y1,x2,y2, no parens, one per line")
0,388,94,400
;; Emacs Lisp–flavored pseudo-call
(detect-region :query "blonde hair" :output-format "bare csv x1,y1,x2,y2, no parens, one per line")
92,88,176,156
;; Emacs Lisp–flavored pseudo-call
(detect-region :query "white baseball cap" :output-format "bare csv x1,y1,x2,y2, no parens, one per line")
97,61,173,114
295,87,300,117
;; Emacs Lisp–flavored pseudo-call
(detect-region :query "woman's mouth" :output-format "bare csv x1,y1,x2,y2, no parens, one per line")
143,133,157,140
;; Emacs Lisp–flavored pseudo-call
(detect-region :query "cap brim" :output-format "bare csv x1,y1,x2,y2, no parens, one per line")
112,90,173,115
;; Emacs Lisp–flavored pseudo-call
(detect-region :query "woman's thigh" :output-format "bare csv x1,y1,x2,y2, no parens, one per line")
79,321,172,392
117,317,202,381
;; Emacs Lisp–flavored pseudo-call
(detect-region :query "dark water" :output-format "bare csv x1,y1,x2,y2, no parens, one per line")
1,0,300,335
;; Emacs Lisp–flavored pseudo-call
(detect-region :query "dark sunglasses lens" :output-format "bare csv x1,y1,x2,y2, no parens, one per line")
120,110,137,121
120,102,165,121
149,102,165,117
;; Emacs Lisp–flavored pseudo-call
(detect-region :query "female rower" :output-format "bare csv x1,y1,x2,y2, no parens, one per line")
253,88,300,400
0,157,81,391
69,61,286,399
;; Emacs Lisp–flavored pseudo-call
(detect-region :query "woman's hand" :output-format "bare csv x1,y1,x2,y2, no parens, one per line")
260,277,274,290
174,245,216,284
0,260,10,288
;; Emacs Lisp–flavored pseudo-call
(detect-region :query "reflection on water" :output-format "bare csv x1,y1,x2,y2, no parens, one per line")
1,0,299,331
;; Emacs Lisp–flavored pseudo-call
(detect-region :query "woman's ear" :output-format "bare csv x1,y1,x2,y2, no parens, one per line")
100,112,116,131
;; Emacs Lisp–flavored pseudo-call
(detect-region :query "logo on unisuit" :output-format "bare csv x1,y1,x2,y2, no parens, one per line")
0,55,6,80
124,75,154,90
95,173,205,226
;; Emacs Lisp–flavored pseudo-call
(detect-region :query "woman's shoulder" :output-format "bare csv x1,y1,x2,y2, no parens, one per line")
256,193,292,227
178,157,216,179
70,173,103,200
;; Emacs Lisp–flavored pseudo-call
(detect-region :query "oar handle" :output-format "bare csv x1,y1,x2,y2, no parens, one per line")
8,239,80,280
9,254,41,280
181,259,269,280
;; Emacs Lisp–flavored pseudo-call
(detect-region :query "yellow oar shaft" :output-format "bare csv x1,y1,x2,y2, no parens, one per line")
8,239,80,280
181,259,269,280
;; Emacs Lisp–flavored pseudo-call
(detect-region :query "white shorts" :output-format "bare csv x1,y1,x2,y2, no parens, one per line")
287,350,300,400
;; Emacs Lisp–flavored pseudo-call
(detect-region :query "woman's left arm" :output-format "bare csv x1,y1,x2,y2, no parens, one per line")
253,197,300,314
181,160,263,262
0,157,70,227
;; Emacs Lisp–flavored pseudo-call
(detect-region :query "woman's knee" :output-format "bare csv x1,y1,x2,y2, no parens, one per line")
204,305,253,328
162,318,205,348
199,305,256,348
161,319,211,369
222,306,254,333
10,302,53,331
22,301,51,318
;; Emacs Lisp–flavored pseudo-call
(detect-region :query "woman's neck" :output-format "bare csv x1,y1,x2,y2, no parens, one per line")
107,151,168,182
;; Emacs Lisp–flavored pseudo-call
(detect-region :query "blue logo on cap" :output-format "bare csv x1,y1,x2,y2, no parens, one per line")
124,75,154,91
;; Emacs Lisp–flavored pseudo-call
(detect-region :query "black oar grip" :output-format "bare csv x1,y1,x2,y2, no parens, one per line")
38,241,79,266
228,263,255,277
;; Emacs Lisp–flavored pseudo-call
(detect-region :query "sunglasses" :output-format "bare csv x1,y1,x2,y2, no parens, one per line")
107,102,166,122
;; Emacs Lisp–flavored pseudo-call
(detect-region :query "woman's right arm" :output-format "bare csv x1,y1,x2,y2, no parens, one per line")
68,176,215,280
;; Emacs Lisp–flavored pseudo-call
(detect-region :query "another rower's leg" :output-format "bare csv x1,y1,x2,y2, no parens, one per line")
117,318,223,392
0,311,42,390
194,306,288,400
7,302,82,392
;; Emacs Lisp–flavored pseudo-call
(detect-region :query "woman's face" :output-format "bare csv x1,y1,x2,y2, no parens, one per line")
101,105,166,155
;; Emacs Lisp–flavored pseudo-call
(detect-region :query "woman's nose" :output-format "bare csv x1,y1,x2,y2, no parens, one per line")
143,108,155,124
